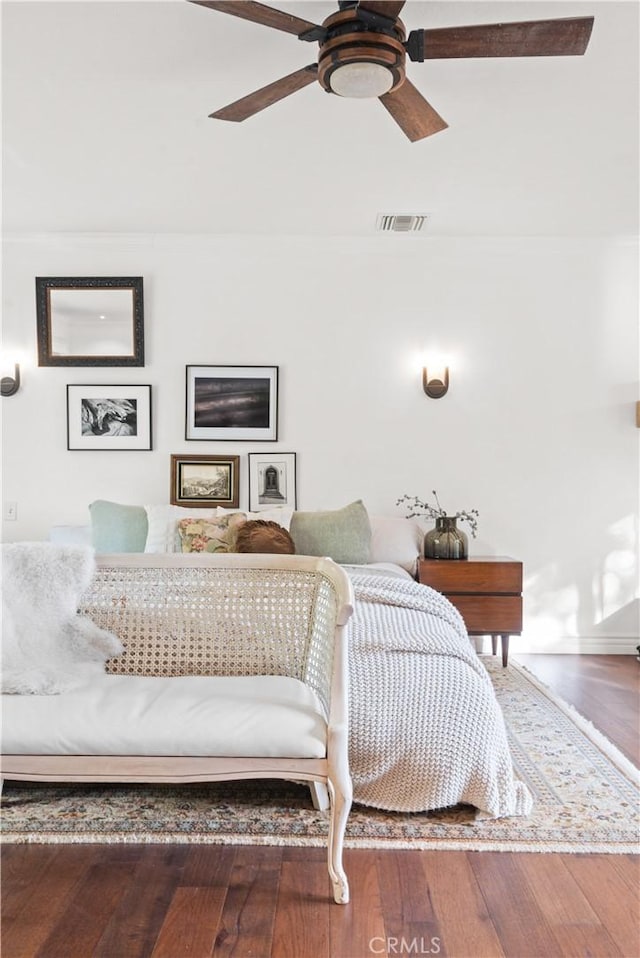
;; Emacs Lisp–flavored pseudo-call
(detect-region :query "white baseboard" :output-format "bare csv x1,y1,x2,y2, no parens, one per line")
474,636,638,655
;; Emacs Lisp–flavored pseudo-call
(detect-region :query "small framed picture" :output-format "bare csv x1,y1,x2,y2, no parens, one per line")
66,384,152,450
248,452,297,512
170,454,240,509
186,365,278,441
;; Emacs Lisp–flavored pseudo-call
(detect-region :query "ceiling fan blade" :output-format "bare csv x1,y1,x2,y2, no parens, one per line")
210,65,318,121
380,80,448,142
188,1,321,38
357,2,406,18
410,17,594,60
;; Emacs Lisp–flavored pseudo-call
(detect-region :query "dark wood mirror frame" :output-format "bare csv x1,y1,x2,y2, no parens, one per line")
36,276,144,367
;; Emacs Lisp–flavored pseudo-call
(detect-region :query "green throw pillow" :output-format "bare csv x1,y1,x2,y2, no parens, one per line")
289,500,372,564
89,500,149,553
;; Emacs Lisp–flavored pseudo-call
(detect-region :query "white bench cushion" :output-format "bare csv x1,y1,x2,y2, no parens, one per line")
1,674,327,759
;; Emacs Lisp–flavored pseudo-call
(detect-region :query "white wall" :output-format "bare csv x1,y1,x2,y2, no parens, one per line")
2,233,638,652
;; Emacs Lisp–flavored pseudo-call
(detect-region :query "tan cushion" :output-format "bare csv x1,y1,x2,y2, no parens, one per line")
234,519,296,555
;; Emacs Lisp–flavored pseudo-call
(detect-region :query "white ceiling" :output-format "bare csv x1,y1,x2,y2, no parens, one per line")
2,0,638,236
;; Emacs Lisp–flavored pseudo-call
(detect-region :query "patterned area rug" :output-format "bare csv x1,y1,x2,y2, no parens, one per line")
2,659,638,853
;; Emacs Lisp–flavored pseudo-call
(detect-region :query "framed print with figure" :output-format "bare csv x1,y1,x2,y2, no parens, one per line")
248,452,297,512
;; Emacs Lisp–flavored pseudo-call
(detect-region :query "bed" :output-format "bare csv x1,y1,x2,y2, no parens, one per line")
343,564,531,815
40,501,533,818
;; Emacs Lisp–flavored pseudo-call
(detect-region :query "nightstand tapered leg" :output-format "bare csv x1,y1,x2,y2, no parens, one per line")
501,635,510,667
491,635,498,656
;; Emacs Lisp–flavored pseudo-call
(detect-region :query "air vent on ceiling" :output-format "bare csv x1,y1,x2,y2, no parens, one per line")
376,214,429,233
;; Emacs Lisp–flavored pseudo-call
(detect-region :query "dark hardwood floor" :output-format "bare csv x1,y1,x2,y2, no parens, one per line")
2,655,638,958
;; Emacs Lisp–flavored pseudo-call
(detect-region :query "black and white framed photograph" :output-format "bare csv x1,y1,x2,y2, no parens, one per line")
186,365,278,441
66,384,152,450
248,452,297,512
170,454,240,509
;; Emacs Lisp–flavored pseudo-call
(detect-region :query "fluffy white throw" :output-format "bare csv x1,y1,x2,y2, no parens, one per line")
1,543,123,694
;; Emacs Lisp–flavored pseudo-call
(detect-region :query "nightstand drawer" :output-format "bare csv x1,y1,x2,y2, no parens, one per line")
418,559,522,595
418,556,523,664
447,595,523,634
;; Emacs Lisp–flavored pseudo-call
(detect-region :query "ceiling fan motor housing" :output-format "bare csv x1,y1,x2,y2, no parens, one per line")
317,9,407,96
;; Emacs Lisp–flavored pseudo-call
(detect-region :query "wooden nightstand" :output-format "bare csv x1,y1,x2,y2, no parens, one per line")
418,556,523,666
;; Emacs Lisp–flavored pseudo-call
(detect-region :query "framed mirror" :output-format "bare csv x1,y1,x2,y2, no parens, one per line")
36,276,144,366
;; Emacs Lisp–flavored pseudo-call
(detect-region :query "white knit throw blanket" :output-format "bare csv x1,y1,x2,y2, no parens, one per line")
347,572,533,818
1,543,123,694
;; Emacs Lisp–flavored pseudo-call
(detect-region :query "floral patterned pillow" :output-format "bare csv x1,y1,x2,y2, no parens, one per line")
177,513,246,554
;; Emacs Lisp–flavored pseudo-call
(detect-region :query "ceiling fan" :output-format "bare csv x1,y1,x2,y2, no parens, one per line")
188,0,594,141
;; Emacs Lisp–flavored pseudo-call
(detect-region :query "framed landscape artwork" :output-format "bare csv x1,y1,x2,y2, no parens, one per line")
170,454,240,509
66,384,152,450
248,452,297,512
185,365,278,441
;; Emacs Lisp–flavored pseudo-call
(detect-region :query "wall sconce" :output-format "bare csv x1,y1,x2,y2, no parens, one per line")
422,364,449,399
1,363,21,397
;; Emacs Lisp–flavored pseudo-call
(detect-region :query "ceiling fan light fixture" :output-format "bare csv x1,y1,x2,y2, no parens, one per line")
329,62,394,98
192,2,596,141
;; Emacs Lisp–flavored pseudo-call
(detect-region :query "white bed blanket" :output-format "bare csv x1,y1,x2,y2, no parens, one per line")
347,572,533,818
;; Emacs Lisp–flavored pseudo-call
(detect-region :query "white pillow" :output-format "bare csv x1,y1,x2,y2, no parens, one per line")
49,525,92,547
144,504,221,553
369,515,423,574
216,506,294,531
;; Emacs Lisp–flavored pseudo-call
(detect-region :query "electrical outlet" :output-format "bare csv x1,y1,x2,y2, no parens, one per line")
3,501,17,521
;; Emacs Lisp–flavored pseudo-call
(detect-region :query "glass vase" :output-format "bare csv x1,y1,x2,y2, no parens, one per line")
424,516,468,560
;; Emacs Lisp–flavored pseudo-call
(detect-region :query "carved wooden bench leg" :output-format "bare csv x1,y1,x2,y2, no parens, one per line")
326,775,352,904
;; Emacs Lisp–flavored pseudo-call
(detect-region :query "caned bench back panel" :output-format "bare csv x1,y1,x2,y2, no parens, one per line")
79,554,353,717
